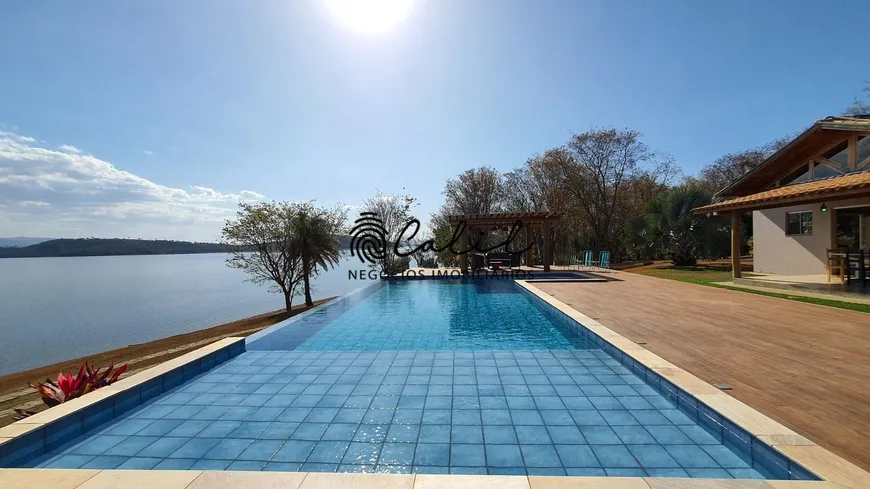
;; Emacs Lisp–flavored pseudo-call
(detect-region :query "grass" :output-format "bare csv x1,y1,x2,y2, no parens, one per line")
630,266,870,314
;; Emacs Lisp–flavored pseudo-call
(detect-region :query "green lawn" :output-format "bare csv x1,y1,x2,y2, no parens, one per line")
631,266,870,314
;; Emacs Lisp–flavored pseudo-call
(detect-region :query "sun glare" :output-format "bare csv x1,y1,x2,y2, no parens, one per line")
323,0,414,34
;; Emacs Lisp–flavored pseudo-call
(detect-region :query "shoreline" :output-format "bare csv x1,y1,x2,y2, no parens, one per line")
0,297,334,427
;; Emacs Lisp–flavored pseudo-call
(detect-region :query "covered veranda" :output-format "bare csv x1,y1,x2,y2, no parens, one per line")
693,172,870,294
446,211,562,273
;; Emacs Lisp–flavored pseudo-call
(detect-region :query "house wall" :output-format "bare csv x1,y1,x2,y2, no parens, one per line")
752,196,870,275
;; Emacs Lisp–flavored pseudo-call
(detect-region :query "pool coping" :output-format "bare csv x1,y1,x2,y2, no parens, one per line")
0,280,866,488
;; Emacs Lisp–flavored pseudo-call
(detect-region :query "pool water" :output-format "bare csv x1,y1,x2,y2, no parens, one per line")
19,279,770,478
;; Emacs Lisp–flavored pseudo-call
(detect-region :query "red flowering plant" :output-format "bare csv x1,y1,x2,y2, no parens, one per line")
30,362,128,407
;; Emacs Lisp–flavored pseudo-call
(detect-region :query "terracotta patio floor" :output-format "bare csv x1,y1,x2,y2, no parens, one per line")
535,271,870,472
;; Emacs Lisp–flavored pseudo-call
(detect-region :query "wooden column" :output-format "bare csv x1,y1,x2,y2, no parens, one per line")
458,227,468,273
848,135,858,171
731,212,742,279
524,223,533,267
543,218,551,272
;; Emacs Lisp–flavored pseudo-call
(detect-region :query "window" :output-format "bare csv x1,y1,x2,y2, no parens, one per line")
781,165,811,185
857,136,870,169
813,161,844,179
786,211,813,236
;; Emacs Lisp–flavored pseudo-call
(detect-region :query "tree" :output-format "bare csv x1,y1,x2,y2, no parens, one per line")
690,137,790,196
289,203,347,307
221,201,303,311
843,82,870,116
359,190,417,275
553,128,678,254
442,167,503,215
627,186,728,266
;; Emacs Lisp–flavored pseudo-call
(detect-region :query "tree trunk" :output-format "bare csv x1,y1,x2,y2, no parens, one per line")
284,291,292,312
302,259,313,307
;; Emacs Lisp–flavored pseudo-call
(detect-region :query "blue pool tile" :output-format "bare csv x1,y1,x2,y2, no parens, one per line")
419,425,451,444
228,421,270,439
168,438,221,459
555,445,600,468
520,445,562,467
353,425,388,443
627,444,681,468
386,425,419,443
80,455,128,469
166,420,211,437
69,435,127,456
604,468,645,477
322,423,359,441
489,467,526,475
291,423,330,441
451,425,482,444
273,440,316,463
307,441,351,463
154,458,196,470
203,438,254,460
612,426,657,445
227,460,267,471
450,444,485,467
515,426,552,445
342,442,382,465
686,468,732,478
592,445,640,468
334,408,367,423
117,457,163,469
137,437,188,458
484,444,523,468
379,443,416,465
190,459,233,470
665,444,720,468
646,425,694,445
483,426,517,444
196,420,241,438
414,443,450,466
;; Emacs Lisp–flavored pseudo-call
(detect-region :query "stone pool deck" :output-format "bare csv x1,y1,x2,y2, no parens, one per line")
535,271,870,473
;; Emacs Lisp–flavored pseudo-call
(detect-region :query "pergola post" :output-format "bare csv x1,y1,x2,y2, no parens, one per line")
731,212,742,279
458,227,468,274
524,222,533,267
543,218,551,273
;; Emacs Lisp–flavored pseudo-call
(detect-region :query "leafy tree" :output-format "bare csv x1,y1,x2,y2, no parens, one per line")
627,186,728,266
221,201,303,311
289,203,347,307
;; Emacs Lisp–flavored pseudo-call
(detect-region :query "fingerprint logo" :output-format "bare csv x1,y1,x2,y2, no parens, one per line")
349,212,387,264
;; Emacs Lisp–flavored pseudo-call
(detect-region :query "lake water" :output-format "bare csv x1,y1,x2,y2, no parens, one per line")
0,253,372,375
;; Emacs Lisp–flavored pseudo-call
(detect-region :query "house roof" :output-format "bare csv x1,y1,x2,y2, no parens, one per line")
716,116,870,198
693,171,870,214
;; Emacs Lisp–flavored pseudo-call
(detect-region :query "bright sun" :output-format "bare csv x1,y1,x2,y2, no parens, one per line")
323,0,414,34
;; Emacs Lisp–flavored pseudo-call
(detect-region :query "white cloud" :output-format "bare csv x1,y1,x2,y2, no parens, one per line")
58,144,82,154
143,150,153,156
0,131,266,241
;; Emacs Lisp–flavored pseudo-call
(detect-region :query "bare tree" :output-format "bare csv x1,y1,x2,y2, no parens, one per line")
843,82,870,116
553,128,673,253
221,201,303,311
690,137,790,196
358,190,417,275
443,167,504,215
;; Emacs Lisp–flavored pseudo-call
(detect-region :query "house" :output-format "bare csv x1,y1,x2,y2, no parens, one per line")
694,116,870,279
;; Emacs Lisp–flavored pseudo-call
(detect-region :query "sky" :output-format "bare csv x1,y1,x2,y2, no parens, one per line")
1,0,868,241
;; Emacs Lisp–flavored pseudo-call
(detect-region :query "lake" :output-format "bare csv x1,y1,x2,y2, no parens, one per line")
0,253,374,375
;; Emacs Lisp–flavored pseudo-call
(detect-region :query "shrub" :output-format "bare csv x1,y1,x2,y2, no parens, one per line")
30,362,128,407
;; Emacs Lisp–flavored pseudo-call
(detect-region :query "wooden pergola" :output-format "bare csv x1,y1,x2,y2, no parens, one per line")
446,211,563,273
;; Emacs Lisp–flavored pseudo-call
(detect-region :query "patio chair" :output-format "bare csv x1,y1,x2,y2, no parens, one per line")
568,252,582,270
590,250,611,271
582,250,594,270
827,248,846,283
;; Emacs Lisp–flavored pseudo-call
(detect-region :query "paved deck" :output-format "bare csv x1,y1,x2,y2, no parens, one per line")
535,271,870,472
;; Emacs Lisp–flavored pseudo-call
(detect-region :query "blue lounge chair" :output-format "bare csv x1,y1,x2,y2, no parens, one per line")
592,251,611,271
583,250,594,270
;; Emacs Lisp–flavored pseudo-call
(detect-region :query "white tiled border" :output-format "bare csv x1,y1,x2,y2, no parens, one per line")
515,280,870,489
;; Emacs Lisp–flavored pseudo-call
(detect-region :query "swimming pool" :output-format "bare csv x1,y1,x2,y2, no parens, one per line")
6,279,813,479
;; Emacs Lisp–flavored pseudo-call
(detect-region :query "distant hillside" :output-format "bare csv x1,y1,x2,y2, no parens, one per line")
0,237,53,247
0,236,355,259
0,238,232,258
